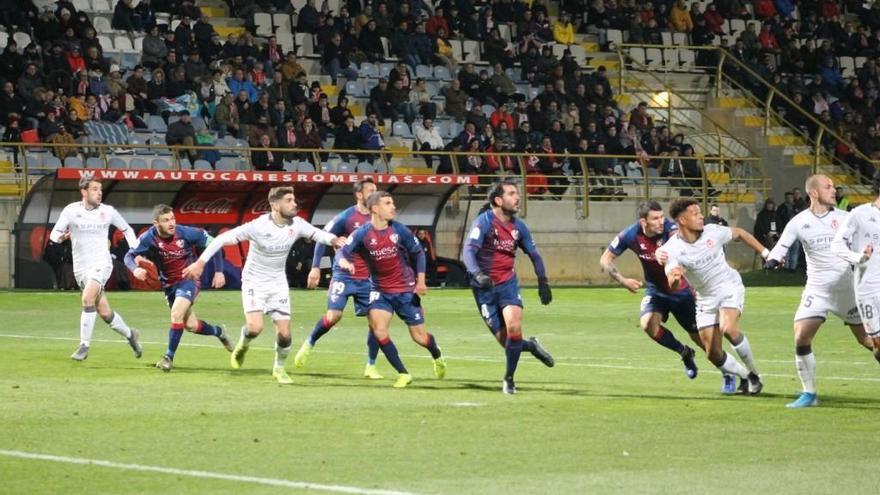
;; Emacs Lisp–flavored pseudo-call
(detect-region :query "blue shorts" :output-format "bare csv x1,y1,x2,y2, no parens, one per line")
640,289,697,333
164,280,199,308
370,291,425,326
472,278,523,334
327,277,371,317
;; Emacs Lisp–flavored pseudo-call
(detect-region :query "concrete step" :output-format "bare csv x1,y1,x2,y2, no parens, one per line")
768,135,805,146
717,97,749,108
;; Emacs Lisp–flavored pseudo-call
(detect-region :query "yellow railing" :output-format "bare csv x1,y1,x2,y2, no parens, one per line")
617,43,880,184
0,141,765,218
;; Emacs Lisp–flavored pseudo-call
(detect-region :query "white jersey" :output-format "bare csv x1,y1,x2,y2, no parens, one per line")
658,224,742,298
832,203,880,294
49,201,137,271
768,208,852,291
200,214,336,286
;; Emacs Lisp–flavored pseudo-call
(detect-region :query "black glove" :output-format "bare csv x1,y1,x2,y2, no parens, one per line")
474,272,494,290
763,259,781,270
537,277,552,305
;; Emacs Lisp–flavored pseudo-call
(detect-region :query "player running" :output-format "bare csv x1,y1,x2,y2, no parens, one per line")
182,187,344,384
831,174,880,375
294,178,384,379
600,201,700,380
766,174,878,408
49,174,142,361
462,179,555,395
658,198,766,395
337,191,447,388
125,204,231,372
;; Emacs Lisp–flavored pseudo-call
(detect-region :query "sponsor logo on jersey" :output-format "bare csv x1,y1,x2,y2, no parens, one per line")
706,239,714,248
831,219,839,229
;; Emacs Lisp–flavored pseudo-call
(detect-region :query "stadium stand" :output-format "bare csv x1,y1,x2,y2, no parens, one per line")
18,0,880,205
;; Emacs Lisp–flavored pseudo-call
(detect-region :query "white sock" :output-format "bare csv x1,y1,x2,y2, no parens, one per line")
80,308,97,346
275,344,291,368
107,312,132,339
718,351,749,379
241,325,255,347
733,335,759,375
795,352,817,394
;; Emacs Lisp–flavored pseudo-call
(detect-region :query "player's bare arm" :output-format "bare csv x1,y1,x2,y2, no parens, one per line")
600,249,643,293
731,227,770,259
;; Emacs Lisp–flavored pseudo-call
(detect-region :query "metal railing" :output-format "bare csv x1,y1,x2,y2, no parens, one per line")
0,140,766,218
616,43,880,185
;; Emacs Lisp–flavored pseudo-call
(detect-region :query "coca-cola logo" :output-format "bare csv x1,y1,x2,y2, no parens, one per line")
251,199,270,214
178,198,236,214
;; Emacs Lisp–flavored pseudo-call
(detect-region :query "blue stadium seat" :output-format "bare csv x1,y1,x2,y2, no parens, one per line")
392,121,413,138
108,157,128,169
63,156,83,168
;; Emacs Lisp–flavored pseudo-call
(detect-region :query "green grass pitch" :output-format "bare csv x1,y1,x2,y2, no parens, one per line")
2,287,879,494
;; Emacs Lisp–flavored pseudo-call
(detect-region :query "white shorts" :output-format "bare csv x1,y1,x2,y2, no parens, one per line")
75,264,113,290
856,292,880,337
696,285,745,329
242,283,291,321
794,287,860,325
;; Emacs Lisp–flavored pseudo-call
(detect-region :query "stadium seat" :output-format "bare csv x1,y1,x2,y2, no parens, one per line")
663,48,679,70
114,36,134,51
433,65,452,81
147,116,167,132
43,156,62,171
392,121,413,137
345,79,366,97
645,48,663,68
840,56,855,78
672,33,688,45
416,65,433,79
360,62,379,78
193,159,212,170
336,161,354,172
276,32,294,53
730,19,746,34
97,35,114,53
179,159,192,170
216,158,240,170
64,156,83,168
91,0,112,12
379,62,394,78
298,161,316,172
661,32,672,46
25,155,43,173
93,17,113,34
629,47,646,66
108,157,127,169
294,33,314,57
482,104,495,116
255,13,273,37
273,13,292,32
150,158,171,170
462,40,480,63
679,49,696,70
85,157,103,168
72,0,90,12
13,31,31,48
356,162,375,173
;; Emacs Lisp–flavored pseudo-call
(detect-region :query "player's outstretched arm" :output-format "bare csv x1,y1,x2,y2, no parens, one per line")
731,226,769,259
184,226,248,280
49,207,71,243
660,248,683,291
110,207,139,249
599,248,643,293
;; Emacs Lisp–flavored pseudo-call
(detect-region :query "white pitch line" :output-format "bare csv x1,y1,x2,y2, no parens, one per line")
0,449,423,495
2,333,880,383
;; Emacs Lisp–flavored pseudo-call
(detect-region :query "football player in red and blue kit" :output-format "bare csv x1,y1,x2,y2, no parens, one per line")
338,191,447,388
599,200,701,381
125,204,233,372
463,179,555,395
296,179,385,379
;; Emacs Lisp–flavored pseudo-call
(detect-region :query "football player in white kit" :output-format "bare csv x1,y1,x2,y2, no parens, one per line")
766,175,877,408
658,198,767,395
49,175,143,361
831,175,880,367
183,186,345,383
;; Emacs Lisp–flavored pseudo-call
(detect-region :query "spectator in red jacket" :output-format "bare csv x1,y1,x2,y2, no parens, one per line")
703,3,726,35
754,0,777,19
425,6,449,37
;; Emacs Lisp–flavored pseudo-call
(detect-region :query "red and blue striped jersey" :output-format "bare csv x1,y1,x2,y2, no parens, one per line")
463,210,546,285
342,220,426,293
